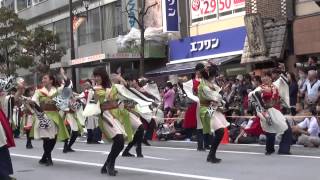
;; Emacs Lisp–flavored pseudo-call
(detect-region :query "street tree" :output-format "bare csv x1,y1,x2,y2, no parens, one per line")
125,0,158,77
23,26,66,74
0,7,30,75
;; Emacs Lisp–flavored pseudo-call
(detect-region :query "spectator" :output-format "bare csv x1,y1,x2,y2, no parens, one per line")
292,108,320,147
237,74,252,114
235,116,264,144
163,81,175,116
288,72,298,115
306,56,318,72
300,70,320,109
252,76,262,89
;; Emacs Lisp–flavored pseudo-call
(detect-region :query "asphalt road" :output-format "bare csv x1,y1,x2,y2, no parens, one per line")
9,138,320,180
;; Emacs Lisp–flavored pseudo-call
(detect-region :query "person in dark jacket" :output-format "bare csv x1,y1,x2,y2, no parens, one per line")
288,72,298,115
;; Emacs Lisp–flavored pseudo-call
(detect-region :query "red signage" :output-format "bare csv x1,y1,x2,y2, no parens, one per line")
191,0,245,22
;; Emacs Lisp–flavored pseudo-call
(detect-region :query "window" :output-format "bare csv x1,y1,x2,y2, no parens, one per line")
33,0,46,5
101,1,124,40
54,18,70,48
77,8,101,46
17,0,31,11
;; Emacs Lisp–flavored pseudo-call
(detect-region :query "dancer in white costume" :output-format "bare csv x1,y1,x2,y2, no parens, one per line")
249,71,292,155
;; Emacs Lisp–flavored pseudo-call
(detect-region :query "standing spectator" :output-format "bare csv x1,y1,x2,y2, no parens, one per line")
297,69,307,109
300,70,320,109
252,76,262,89
237,74,252,114
307,56,318,72
288,72,298,115
163,81,175,117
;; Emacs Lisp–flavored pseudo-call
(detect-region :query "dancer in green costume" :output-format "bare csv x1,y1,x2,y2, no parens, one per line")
31,73,69,166
198,63,228,164
93,67,126,176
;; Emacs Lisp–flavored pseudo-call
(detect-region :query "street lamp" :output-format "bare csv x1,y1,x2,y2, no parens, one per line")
69,0,90,91
82,0,90,21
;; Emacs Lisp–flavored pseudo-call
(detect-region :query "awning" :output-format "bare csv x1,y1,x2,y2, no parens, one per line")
146,55,240,77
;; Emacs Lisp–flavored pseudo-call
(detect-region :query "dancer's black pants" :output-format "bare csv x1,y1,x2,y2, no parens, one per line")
266,120,292,154
42,137,57,160
65,131,79,149
26,130,32,145
197,129,211,149
208,128,224,159
105,134,124,168
0,146,13,180
124,125,144,155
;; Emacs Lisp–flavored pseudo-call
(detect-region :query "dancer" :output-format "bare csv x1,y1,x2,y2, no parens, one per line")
198,63,229,163
22,87,35,149
29,72,70,166
93,67,126,176
79,79,100,144
249,71,292,155
59,69,83,153
121,77,155,158
0,77,17,180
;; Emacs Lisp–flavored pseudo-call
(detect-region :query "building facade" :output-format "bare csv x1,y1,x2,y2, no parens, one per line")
14,0,170,88
293,0,320,61
149,0,248,78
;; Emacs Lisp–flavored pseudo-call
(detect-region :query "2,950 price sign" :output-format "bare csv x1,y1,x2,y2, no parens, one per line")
191,0,245,21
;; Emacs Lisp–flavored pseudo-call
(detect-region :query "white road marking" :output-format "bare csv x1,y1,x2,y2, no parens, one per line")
56,148,170,161
11,153,232,180
166,140,303,148
147,146,320,160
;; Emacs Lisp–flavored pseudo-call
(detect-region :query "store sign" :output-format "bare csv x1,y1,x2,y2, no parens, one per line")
106,53,140,59
169,27,246,62
190,38,220,52
162,0,179,32
191,0,245,21
71,54,106,65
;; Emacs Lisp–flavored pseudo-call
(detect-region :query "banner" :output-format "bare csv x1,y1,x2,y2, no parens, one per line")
191,0,245,22
145,0,162,28
126,0,138,29
162,0,179,32
73,16,86,33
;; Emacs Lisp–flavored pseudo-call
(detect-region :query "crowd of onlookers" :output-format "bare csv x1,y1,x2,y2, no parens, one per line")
157,56,320,148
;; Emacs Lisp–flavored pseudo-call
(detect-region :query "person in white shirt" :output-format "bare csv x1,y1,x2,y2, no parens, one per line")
300,70,320,108
292,108,320,147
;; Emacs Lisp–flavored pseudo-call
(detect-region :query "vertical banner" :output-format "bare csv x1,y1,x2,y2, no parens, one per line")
126,0,138,29
144,0,162,28
162,0,179,32
73,16,86,33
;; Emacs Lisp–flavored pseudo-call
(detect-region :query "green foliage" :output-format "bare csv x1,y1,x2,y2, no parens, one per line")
0,7,29,75
23,26,66,74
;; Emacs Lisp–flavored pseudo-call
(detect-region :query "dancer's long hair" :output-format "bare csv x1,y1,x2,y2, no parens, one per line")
93,67,112,89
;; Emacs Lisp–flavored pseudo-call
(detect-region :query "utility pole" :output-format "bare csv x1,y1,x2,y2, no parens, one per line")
69,0,77,91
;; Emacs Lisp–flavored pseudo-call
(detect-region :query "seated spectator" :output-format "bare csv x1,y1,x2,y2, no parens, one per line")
235,116,264,144
292,108,320,147
228,110,247,142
